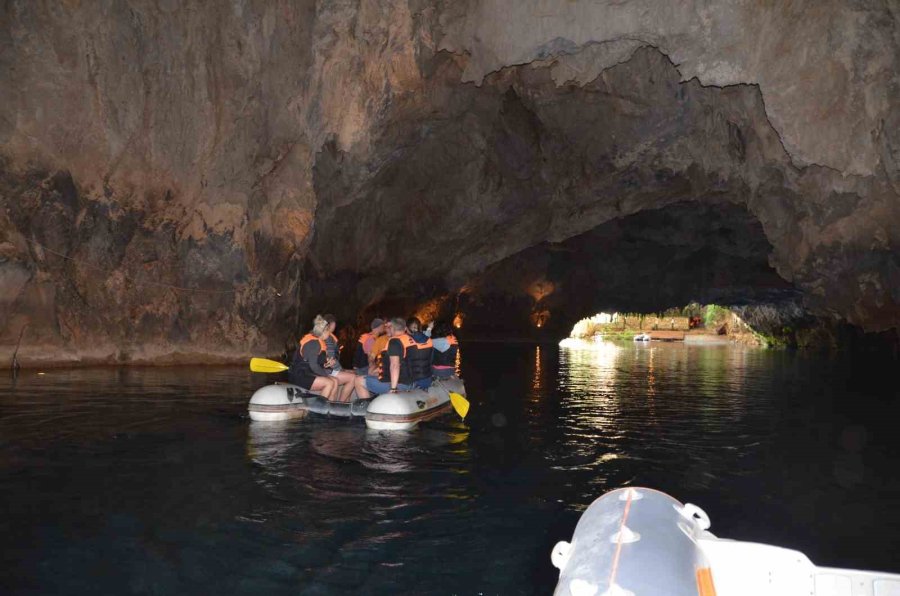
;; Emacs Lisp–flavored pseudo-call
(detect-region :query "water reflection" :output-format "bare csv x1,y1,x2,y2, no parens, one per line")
246,419,473,500
554,340,763,498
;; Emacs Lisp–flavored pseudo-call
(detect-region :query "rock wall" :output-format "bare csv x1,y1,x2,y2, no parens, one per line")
1,1,898,364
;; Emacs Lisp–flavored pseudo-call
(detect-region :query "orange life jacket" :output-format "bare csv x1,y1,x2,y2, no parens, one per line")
291,333,327,379
299,334,326,352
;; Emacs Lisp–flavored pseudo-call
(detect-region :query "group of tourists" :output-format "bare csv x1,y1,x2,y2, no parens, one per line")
288,314,459,402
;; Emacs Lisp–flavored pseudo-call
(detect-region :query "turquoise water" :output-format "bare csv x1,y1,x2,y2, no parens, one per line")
1,341,899,594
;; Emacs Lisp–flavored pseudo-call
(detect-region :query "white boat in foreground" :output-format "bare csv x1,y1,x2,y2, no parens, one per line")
248,376,466,431
552,487,900,596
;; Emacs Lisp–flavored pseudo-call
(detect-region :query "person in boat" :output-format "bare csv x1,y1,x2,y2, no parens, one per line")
289,315,339,400
353,317,419,399
368,318,393,376
430,320,459,378
322,314,358,402
406,317,434,389
407,317,435,341
353,318,385,376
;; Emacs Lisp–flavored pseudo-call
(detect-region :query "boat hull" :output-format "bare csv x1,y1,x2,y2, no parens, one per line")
552,487,900,596
247,384,368,421
247,377,466,430
364,376,465,430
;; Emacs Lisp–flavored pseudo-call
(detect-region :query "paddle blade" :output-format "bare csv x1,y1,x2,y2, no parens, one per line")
449,392,470,420
250,357,289,373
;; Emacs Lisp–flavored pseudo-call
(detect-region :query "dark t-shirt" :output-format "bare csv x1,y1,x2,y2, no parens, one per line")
381,337,411,384
387,338,405,358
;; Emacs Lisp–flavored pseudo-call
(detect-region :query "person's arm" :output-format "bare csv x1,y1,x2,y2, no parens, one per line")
368,339,382,375
389,355,400,390
303,342,329,376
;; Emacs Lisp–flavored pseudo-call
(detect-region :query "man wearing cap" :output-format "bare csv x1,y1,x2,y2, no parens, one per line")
353,318,386,376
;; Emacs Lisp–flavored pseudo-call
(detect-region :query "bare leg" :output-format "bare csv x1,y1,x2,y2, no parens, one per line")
310,376,335,399
334,370,356,402
354,375,371,400
326,377,339,400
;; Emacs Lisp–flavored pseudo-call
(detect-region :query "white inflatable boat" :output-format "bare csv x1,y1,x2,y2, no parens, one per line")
633,333,651,342
552,487,900,596
248,376,466,431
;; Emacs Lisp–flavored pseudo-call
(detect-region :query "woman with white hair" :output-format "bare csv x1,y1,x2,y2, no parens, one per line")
288,315,340,401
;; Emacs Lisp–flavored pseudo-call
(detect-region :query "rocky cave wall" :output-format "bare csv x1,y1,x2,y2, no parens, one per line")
1,1,898,364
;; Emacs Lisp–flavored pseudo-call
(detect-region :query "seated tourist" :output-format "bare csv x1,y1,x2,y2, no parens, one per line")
353,318,385,375
368,318,392,376
406,318,434,389
322,314,358,402
288,315,339,400
354,317,414,399
407,317,429,343
430,320,459,378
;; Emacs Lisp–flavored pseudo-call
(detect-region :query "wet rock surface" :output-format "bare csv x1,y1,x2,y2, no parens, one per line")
0,1,897,364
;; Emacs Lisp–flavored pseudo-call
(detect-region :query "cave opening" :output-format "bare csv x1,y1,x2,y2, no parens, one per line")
447,200,799,343
566,304,762,347
300,47,814,347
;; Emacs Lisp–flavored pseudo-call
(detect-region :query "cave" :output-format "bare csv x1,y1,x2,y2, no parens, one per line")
1,1,898,364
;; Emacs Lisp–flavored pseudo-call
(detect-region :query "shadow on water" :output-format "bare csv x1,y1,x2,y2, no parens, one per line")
1,342,900,594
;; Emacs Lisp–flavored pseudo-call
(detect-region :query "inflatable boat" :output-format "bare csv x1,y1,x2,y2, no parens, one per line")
633,333,651,342
248,376,466,431
551,486,900,596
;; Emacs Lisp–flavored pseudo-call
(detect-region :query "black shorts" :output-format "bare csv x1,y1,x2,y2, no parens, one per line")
289,371,317,391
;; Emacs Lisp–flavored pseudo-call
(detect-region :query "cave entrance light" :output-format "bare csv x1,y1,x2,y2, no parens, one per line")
566,304,742,344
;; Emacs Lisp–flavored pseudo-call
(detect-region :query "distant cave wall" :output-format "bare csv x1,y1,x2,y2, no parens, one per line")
1,1,898,364
452,202,797,339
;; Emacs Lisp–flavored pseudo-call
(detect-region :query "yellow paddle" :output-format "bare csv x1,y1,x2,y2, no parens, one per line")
449,392,470,421
250,357,289,373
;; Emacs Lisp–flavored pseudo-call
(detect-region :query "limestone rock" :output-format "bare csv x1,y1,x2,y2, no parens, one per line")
0,0,897,364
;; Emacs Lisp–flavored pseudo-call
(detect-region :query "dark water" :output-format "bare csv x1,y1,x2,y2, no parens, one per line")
2,341,900,594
